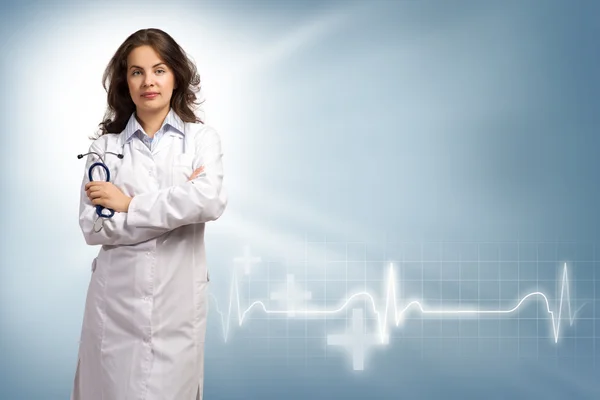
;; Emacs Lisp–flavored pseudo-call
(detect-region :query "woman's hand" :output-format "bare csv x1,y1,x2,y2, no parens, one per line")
85,181,132,213
188,166,205,181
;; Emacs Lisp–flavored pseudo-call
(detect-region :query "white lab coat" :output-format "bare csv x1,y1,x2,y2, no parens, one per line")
71,119,227,400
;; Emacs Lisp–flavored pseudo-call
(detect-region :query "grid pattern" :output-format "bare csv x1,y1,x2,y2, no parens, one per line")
210,240,599,370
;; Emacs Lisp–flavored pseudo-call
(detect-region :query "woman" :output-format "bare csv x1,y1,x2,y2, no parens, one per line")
72,28,227,400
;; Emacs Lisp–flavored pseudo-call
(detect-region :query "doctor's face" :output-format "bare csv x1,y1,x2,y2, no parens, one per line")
126,45,176,113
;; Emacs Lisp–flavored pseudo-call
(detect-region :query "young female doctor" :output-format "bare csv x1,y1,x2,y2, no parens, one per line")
72,28,227,400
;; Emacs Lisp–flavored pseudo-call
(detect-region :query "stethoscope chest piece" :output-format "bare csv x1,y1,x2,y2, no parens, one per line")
93,215,105,233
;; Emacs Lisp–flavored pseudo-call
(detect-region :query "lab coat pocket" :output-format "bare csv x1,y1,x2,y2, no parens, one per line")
171,153,195,185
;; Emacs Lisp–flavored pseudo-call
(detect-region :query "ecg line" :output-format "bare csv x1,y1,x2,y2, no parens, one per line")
210,262,582,344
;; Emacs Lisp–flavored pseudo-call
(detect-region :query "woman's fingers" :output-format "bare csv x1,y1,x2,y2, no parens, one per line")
188,166,205,181
188,168,202,181
87,189,102,199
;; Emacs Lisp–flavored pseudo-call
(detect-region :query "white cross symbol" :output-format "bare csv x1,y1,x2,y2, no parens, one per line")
233,245,261,275
327,308,388,371
270,274,312,317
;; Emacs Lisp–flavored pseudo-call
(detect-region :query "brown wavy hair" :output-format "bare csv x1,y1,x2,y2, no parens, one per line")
93,28,204,139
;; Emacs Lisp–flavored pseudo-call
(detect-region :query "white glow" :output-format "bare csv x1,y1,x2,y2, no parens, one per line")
13,2,359,231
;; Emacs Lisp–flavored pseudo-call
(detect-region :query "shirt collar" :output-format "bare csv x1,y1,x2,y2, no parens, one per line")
120,108,184,146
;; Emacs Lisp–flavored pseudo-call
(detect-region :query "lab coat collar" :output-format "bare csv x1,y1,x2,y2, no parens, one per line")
120,108,184,147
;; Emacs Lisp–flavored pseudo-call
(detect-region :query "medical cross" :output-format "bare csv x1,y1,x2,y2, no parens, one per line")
327,308,387,371
233,245,261,275
270,274,312,317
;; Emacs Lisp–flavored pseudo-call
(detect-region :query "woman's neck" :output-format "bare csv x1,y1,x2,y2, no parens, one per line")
135,106,170,138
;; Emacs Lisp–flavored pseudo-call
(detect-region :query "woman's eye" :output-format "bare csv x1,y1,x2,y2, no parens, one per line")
131,69,165,76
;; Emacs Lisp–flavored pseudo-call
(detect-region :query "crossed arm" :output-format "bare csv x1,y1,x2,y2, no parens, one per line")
79,129,227,246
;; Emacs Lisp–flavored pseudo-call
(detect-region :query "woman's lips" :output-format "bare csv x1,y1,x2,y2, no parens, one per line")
142,93,158,99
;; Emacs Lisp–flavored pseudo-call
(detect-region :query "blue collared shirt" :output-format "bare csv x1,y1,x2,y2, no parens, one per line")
122,108,184,151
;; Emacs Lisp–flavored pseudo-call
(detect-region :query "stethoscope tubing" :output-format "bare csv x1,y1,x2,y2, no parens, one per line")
77,151,123,219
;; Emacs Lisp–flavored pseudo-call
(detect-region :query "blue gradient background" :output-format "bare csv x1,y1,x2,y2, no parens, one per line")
1,0,599,399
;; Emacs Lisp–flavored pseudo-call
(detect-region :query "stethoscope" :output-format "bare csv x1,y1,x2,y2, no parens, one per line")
77,150,124,232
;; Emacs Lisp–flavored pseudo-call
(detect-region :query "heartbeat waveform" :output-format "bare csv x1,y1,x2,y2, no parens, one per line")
210,262,581,344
